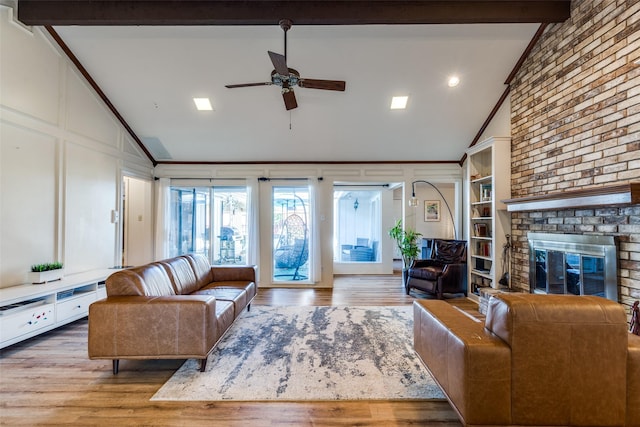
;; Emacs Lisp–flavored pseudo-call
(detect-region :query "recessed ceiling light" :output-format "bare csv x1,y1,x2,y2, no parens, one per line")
390,96,409,110
448,76,460,87
193,98,213,111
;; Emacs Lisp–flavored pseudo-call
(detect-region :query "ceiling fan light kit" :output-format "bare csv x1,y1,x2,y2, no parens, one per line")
225,19,346,111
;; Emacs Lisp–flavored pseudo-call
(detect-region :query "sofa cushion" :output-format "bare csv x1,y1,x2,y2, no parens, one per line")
182,254,215,289
193,286,247,318
433,239,466,263
158,256,200,295
215,300,235,339
106,270,146,297
106,264,175,297
409,265,444,281
211,267,257,289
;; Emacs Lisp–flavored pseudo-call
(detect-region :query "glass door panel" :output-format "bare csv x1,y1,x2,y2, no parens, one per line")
212,187,248,265
169,185,248,264
547,250,565,294
582,255,605,297
168,188,210,257
534,249,547,292
272,186,310,282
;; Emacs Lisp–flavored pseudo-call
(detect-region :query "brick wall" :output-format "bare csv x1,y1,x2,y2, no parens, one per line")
510,0,640,313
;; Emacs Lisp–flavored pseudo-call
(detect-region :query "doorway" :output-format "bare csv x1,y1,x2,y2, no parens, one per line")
332,183,396,275
121,176,153,267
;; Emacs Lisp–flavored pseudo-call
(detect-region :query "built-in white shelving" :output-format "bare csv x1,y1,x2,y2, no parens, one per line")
465,137,511,302
0,269,116,349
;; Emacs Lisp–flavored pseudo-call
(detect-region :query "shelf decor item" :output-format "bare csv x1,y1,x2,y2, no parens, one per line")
481,184,492,201
29,262,64,284
474,223,488,237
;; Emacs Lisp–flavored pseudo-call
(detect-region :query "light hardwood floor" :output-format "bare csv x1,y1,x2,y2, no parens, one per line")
0,272,478,426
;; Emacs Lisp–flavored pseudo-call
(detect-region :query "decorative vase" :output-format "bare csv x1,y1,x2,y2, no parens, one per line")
402,268,410,287
29,269,64,284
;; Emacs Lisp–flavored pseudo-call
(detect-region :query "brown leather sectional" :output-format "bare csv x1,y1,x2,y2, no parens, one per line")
414,293,640,427
88,254,257,374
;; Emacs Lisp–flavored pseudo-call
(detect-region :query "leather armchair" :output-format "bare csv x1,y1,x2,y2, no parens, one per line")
406,239,467,298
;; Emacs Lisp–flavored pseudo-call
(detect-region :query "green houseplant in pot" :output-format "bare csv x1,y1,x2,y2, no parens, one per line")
388,219,421,285
29,262,64,284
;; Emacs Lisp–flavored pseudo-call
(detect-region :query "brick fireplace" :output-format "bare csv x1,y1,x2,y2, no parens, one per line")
507,0,640,316
505,185,639,303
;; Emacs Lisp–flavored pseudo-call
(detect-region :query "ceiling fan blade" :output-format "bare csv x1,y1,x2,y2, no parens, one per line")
282,87,298,111
298,79,346,91
225,82,272,89
268,51,290,77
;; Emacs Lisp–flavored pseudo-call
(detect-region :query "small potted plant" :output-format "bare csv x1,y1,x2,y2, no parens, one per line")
29,262,64,284
388,219,422,284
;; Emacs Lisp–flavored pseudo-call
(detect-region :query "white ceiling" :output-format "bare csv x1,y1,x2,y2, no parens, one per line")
53,23,539,163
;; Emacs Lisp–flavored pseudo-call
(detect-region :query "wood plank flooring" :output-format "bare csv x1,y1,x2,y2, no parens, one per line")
0,272,479,426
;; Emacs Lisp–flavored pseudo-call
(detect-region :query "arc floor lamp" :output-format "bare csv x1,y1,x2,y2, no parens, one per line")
409,180,458,240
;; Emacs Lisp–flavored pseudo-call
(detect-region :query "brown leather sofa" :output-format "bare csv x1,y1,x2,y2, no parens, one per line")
406,239,467,298
88,254,257,374
414,293,640,427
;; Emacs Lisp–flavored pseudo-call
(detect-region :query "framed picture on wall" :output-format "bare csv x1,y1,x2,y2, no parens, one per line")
424,200,440,222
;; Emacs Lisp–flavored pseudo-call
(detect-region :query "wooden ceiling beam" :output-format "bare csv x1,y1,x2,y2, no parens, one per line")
18,1,571,26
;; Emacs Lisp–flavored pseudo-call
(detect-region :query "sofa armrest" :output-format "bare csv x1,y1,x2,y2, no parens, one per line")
210,265,257,282
413,300,511,426
428,262,466,296
440,262,466,276
88,295,218,359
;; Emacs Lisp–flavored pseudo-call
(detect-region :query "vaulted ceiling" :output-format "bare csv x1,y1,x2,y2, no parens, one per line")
18,1,571,165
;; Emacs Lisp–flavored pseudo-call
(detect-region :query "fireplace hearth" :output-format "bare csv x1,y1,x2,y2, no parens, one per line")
528,232,618,301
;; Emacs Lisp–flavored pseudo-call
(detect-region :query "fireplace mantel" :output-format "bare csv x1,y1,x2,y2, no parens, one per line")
502,182,640,212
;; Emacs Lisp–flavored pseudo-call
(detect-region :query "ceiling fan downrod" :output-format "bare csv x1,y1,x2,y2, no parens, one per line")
279,19,292,61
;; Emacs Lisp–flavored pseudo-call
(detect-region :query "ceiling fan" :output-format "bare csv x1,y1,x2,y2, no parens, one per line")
225,19,346,111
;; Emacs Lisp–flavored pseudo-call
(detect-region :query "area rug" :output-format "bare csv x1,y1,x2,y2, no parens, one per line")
151,305,445,401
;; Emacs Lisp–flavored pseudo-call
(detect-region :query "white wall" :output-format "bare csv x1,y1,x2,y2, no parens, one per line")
0,6,153,287
478,93,511,143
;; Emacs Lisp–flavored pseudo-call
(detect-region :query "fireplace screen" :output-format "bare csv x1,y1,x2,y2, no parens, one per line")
529,233,617,301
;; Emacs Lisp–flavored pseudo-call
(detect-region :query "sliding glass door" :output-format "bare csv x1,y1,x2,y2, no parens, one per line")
272,186,310,282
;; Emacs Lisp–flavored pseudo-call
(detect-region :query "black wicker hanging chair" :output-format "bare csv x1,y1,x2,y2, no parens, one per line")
274,213,308,279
